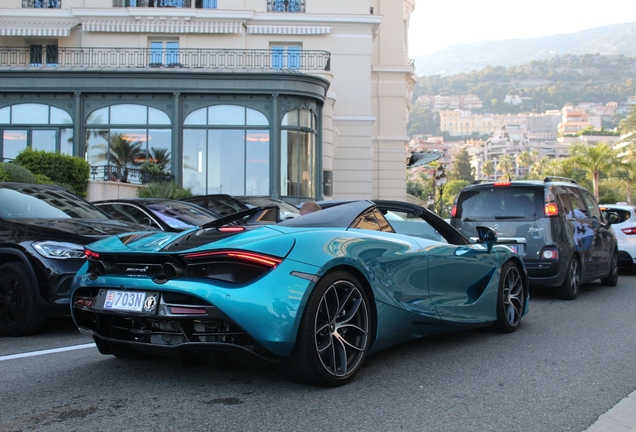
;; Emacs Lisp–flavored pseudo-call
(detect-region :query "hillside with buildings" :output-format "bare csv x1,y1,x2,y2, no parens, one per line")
413,21,636,76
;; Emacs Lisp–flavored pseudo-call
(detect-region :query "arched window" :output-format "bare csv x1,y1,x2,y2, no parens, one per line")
280,108,317,198
0,103,73,161
182,105,270,196
85,104,172,183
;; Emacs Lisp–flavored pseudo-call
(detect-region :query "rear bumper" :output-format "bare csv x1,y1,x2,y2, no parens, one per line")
523,259,564,287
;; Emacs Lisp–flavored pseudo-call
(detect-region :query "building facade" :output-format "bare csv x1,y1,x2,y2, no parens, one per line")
0,0,416,202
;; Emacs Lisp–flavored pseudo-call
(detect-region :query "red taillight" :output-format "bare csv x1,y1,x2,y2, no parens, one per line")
622,227,636,235
541,249,558,260
183,250,282,267
451,205,457,218
494,181,511,186
84,249,99,259
544,203,559,217
218,226,245,232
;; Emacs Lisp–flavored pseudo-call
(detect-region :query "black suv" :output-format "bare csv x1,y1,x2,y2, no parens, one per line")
0,183,153,336
450,177,618,299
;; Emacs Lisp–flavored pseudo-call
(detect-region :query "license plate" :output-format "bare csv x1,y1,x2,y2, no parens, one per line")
104,290,147,312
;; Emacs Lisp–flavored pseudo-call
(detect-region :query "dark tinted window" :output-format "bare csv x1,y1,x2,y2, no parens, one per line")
579,189,601,220
601,207,631,223
146,201,217,229
454,186,541,221
0,186,109,220
98,203,161,229
565,187,588,218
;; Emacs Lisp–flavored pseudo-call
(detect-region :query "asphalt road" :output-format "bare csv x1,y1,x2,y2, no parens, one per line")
1,271,636,432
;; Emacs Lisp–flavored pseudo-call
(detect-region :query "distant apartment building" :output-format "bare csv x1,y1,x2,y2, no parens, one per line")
557,106,601,135
440,110,561,137
407,136,463,175
417,94,483,111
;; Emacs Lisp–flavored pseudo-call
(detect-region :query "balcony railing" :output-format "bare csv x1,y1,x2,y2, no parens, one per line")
23,0,61,7
267,0,305,12
91,165,173,184
0,47,331,71
112,0,192,7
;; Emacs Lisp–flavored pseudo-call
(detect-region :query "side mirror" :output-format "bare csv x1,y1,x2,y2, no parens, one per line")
607,212,620,225
476,226,497,253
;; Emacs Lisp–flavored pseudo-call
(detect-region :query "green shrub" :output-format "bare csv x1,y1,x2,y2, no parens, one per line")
35,174,55,185
138,182,192,199
0,162,36,184
15,149,90,197
0,165,8,182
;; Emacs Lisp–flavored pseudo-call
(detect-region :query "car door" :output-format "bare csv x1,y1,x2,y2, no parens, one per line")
579,188,613,275
564,187,597,274
378,203,498,323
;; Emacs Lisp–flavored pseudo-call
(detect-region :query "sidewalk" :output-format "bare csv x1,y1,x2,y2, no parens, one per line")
585,389,636,432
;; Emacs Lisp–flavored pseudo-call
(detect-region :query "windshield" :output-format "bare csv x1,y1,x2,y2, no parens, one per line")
0,186,110,220
146,201,218,229
454,186,542,222
240,197,300,215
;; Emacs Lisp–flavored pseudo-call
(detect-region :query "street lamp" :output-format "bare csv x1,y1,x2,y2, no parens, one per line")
426,192,435,210
435,165,447,216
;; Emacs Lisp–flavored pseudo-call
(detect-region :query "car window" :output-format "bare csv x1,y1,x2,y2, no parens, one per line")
350,208,395,233
565,187,588,218
98,203,161,229
385,209,448,243
0,187,110,220
146,201,217,229
579,189,601,220
553,186,572,215
454,186,540,221
600,207,631,223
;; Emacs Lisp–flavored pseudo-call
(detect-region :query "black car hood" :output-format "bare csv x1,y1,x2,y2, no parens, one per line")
8,218,151,244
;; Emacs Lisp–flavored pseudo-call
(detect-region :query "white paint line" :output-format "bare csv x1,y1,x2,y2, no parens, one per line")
0,343,96,361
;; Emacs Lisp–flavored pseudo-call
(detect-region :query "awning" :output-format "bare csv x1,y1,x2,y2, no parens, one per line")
0,21,79,37
82,20,244,34
246,25,331,35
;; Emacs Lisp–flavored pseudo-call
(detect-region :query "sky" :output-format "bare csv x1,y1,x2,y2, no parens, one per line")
408,0,636,57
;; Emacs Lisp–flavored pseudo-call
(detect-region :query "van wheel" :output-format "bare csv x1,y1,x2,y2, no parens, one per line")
601,250,618,286
557,256,580,300
0,262,46,337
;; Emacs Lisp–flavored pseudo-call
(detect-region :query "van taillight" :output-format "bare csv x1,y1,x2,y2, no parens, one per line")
451,205,457,218
544,203,559,217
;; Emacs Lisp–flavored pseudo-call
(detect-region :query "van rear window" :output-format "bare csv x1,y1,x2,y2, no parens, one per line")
454,187,542,221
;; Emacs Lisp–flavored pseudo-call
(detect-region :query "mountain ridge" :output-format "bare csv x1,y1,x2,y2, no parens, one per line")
413,21,636,76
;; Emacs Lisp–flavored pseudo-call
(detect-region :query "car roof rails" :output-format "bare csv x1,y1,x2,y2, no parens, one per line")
543,176,577,184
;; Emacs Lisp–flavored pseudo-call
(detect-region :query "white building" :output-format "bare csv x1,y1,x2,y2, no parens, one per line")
0,0,416,202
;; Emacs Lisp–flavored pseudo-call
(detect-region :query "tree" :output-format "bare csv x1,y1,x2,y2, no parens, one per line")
449,147,475,182
481,159,494,179
516,150,538,178
569,142,616,200
91,133,144,182
496,154,514,179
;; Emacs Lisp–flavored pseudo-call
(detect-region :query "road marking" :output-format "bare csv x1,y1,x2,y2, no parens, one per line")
0,343,96,361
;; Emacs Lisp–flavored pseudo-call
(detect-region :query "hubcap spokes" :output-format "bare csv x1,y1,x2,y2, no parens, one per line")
314,281,369,377
0,275,23,328
502,267,523,326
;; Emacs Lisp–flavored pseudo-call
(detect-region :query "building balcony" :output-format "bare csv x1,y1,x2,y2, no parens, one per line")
112,0,217,7
0,47,331,71
267,0,305,12
22,0,60,7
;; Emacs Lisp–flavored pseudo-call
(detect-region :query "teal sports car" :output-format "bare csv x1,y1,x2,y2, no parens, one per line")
70,200,528,387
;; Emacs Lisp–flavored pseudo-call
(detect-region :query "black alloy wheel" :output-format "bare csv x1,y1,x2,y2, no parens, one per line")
282,271,371,387
557,256,580,300
495,261,525,332
0,262,46,337
601,250,619,286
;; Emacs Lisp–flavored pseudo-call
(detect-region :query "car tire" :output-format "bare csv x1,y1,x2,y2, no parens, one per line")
557,256,580,300
0,262,46,337
601,250,619,287
494,261,525,333
281,271,371,387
